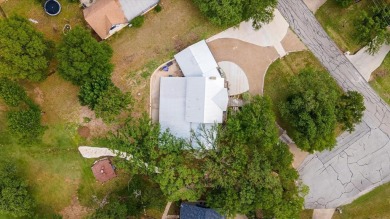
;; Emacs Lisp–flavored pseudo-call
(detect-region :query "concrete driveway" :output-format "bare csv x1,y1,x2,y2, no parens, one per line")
278,0,390,209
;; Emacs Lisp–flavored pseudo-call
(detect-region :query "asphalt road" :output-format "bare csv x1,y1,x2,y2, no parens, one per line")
277,0,390,209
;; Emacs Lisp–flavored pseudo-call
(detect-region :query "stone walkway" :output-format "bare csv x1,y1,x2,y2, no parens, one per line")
278,0,390,209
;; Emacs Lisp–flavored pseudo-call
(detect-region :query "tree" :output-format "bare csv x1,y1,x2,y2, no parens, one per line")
336,91,365,132
78,76,112,109
192,0,277,28
0,161,35,218
335,0,353,8
7,106,45,143
94,85,132,122
57,26,113,85
203,96,304,217
89,201,128,219
0,16,51,81
355,8,390,54
0,78,28,107
280,69,340,152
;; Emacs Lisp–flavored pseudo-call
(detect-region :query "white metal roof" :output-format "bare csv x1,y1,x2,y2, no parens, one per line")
174,40,221,78
118,0,159,21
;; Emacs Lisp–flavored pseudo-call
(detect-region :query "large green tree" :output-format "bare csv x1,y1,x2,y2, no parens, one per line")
192,0,277,28
336,91,365,132
355,7,390,54
57,26,113,85
280,69,340,153
0,161,35,218
107,96,304,217
0,78,28,107
0,16,51,81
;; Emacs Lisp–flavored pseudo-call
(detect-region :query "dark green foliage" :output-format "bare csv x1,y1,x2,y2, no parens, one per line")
107,97,304,217
204,96,304,217
94,86,132,122
192,0,277,28
280,69,340,153
89,201,128,219
0,78,27,107
7,106,45,143
57,26,113,86
130,16,145,28
355,7,390,54
154,4,162,13
337,91,365,132
0,161,35,218
335,0,353,7
0,16,50,81
79,76,112,109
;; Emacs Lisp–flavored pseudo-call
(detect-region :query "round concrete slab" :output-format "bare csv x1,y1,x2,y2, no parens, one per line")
218,61,249,95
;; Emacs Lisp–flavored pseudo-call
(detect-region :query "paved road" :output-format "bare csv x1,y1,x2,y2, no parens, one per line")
277,0,390,209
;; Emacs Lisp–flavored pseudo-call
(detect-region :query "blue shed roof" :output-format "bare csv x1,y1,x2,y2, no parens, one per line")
180,203,225,219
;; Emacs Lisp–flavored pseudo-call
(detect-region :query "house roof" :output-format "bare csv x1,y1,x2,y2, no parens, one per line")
119,0,159,21
83,0,127,39
174,40,221,78
159,77,228,149
180,203,225,219
91,158,117,182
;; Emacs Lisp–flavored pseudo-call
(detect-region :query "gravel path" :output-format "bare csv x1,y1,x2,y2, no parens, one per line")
278,0,390,209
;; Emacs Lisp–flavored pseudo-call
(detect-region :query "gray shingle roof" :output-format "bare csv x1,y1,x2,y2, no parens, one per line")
180,203,225,219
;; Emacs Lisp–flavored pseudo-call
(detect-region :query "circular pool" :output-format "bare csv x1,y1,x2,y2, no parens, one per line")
44,0,61,16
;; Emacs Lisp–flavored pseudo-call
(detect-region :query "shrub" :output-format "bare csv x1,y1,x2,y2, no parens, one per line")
78,76,112,109
154,4,162,13
335,0,353,7
130,16,145,28
94,86,132,122
0,16,50,81
0,78,27,107
7,106,45,143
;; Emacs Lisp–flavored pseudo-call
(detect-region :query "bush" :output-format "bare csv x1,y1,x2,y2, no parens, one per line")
154,4,162,13
7,106,45,143
337,91,365,132
57,26,113,86
335,0,353,7
79,76,112,109
0,161,35,218
0,16,50,81
0,78,27,107
130,16,144,28
94,86,132,122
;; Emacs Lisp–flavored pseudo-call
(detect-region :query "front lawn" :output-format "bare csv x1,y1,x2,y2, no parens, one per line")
332,182,390,219
370,54,390,104
315,0,373,53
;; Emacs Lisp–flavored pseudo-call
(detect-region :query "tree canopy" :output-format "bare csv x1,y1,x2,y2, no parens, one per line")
0,78,28,107
192,0,277,28
355,7,390,54
57,26,113,86
0,16,51,81
0,161,35,218
336,91,365,132
106,96,305,217
280,69,340,153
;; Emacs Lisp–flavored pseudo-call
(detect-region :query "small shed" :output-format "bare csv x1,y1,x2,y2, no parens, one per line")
91,158,116,182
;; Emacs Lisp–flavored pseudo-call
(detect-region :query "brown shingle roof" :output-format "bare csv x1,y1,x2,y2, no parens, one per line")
83,0,127,39
92,158,117,182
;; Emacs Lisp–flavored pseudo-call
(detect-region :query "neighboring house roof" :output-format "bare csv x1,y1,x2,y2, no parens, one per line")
180,203,225,219
83,0,127,39
159,77,228,149
119,0,159,21
174,40,221,78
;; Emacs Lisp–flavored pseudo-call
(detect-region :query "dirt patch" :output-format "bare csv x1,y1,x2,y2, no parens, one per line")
78,126,91,138
60,195,91,219
33,87,45,105
78,106,117,138
207,38,279,95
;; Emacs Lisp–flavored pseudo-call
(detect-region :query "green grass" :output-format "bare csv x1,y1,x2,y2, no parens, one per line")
332,182,390,219
370,54,390,104
315,0,373,53
300,209,313,219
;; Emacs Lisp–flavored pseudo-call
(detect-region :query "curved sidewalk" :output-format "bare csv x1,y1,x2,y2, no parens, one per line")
278,0,390,209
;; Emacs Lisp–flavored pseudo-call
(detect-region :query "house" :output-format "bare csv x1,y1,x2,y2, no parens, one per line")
180,203,225,219
158,40,229,149
82,0,159,39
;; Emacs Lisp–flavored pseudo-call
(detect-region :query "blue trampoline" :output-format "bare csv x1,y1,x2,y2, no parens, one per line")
44,0,61,16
